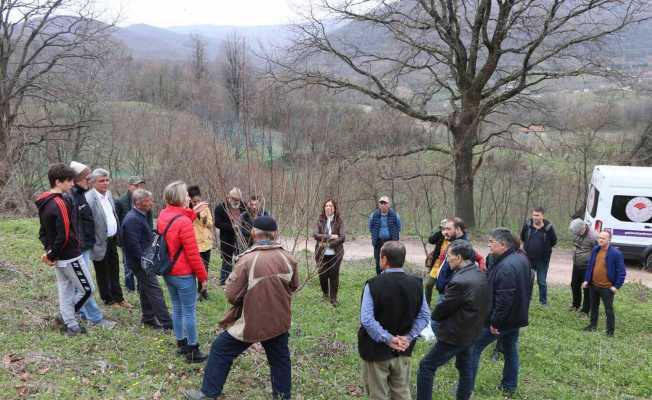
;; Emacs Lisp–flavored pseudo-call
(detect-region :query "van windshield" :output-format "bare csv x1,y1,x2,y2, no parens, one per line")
611,195,652,223
587,185,599,218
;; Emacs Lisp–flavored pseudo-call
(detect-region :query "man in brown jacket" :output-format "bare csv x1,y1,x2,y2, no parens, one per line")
185,215,299,400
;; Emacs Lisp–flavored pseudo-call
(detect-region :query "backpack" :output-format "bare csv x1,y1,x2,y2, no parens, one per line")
141,215,183,276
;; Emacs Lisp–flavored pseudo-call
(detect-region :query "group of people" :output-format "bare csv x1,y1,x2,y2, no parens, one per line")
36,163,628,400
36,162,271,364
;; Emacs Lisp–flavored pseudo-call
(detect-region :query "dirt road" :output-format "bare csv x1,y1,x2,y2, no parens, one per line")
284,236,652,287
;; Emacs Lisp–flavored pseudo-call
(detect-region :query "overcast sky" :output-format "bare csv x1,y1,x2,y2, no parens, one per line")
102,0,306,27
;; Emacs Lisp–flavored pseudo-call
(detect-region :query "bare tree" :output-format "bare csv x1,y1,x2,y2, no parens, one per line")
269,0,651,226
189,34,207,81
221,32,251,158
0,0,115,187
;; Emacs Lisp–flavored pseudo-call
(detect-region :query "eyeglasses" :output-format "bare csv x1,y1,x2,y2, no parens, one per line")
378,201,388,205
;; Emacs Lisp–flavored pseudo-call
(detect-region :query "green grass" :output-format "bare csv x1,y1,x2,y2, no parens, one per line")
0,217,651,399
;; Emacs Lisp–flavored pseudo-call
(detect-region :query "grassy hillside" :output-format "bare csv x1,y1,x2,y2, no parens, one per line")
0,218,650,399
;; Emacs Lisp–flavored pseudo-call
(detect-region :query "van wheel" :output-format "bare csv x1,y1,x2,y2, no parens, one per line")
646,254,652,272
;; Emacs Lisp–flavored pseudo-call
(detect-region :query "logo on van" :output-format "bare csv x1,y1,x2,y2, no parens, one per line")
625,197,652,223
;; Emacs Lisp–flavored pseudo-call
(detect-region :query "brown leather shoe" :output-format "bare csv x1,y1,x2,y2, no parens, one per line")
118,300,133,309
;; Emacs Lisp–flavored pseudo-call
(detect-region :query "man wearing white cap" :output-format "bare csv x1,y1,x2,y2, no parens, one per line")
69,161,116,329
368,195,401,275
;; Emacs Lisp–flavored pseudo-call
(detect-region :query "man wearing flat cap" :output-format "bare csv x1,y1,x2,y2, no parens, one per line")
115,176,151,291
185,215,299,400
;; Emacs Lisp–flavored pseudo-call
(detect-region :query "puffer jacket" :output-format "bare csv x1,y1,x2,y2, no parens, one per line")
220,243,299,343
157,205,207,282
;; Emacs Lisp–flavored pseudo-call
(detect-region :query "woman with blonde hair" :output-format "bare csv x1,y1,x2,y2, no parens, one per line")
157,181,209,363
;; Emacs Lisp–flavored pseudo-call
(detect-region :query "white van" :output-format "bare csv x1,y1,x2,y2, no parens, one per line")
584,165,652,269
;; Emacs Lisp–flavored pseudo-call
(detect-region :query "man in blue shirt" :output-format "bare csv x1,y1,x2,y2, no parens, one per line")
358,241,430,400
369,196,401,275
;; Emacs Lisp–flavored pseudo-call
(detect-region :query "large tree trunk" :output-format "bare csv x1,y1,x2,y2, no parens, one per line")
451,119,477,228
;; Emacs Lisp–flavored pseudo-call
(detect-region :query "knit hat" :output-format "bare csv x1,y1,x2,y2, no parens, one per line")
569,218,587,236
253,215,278,232
378,195,390,204
69,161,90,177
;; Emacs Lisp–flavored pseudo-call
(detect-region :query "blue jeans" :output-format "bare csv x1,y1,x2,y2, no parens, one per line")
470,327,520,392
163,275,198,345
531,259,549,305
201,331,291,399
417,340,474,400
79,250,104,323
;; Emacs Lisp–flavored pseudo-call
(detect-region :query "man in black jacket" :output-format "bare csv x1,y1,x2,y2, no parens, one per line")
115,176,150,292
470,228,533,396
214,188,246,285
416,240,489,400
69,161,116,329
520,207,557,305
121,189,172,330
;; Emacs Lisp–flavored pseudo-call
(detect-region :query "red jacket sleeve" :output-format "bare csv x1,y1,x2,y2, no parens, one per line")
179,218,208,282
475,253,486,272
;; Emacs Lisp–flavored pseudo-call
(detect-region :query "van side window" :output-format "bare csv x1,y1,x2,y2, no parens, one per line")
587,185,599,218
611,195,652,223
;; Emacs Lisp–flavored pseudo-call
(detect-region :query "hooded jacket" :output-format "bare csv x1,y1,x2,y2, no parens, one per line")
70,184,96,251
36,192,81,262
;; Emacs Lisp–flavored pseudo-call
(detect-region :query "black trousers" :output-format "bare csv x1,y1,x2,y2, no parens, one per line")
318,254,341,302
219,244,236,285
373,240,388,275
571,265,589,312
200,250,211,270
93,236,124,305
589,285,615,334
131,262,172,326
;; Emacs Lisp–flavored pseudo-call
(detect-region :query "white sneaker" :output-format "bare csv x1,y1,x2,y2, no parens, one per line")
90,319,117,329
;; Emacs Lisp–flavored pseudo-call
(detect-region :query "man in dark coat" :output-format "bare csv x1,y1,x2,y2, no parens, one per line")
68,161,116,329
120,189,172,330
470,228,533,396
417,240,490,400
115,176,151,291
214,187,247,285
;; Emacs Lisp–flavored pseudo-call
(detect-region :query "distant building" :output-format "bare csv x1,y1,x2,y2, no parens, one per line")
519,125,545,134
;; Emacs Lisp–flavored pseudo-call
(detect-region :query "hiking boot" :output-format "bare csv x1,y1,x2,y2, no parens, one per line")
185,344,208,363
89,319,116,330
177,338,190,355
582,325,597,332
64,325,87,336
183,389,217,400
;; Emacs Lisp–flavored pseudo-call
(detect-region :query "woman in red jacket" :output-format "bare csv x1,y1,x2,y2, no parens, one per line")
158,181,209,363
